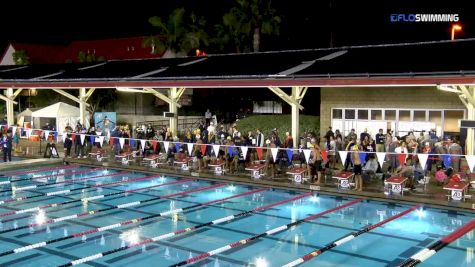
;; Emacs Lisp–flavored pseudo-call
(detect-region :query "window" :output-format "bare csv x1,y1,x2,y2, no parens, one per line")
385,110,396,120
399,110,411,121
345,109,355,119
371,110,382,120
357,110,368,120
414,110,426,121
444,110,464,132
332,109,343,119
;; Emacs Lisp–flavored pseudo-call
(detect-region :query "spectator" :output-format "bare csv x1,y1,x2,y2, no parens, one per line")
362,154,378,183
375,128,385,152
284,132,293,148
205,109,212,126
0,131,13,162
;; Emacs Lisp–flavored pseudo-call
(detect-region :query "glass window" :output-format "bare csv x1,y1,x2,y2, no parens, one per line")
345,109,355,119
371,110,383,120
385,110,396,120
399,110,411,121
429,111,442,125
444,110,464,132
414,110,426,121
357,110,368,120
332,109,343,119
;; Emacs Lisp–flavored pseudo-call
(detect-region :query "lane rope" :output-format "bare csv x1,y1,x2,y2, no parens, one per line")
282,205,421,267
0,183,257,258
0,178,193,218
0,164,79,177
168,198,364,266
0,166,98,187
398,219,475,267
0,168,106,193
0,183,226,235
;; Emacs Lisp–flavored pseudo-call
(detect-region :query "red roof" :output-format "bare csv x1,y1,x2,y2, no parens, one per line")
9,36,159,64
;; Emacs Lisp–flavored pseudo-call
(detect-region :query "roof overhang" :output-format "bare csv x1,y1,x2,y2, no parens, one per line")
1,75,475,89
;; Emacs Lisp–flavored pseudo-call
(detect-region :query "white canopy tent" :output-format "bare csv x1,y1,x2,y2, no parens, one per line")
32,102,89,132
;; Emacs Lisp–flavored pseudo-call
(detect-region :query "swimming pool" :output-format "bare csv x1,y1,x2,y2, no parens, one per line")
0,165,473,267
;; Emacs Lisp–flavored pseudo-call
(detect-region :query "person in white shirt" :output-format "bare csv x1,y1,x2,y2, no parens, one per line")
205,109,212,126
362,154,379,182
395,141,409,166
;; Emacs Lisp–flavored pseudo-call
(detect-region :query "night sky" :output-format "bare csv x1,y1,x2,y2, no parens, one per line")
0,0,471,52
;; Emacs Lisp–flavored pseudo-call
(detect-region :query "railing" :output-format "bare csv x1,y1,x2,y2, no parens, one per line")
135,116,204,135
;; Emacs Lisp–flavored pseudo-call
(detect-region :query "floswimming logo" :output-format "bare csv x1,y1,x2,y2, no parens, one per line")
390,14,459,22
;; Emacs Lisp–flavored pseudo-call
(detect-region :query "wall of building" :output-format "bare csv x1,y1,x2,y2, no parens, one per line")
320,86,465,136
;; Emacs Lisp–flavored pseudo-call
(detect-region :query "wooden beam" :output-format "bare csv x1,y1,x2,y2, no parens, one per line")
145,88,182,108
52,88,90,106
268,86,304,110
84,88,96,101
0,94,17,104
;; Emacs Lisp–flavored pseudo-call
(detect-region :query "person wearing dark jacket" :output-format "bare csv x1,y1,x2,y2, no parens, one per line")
0,131,13,162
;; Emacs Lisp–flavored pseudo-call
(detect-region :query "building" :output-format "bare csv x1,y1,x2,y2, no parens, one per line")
1,37,157,65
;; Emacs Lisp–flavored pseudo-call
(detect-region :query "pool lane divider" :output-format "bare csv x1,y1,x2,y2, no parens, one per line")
398,219,475,267
0,178,194,218
0,167,104,188
0,171,130,205
282,204,422,267
61,192,314,266
0,164,79,177
0,168,106,193
1,184,262,258
167,198,363,267
0,183,226,235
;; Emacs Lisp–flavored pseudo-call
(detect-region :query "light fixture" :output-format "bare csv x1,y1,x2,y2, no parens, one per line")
116,87,145,93
437,85,459,93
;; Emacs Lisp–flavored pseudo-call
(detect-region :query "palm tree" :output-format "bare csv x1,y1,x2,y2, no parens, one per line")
143,8,209,57
216,0,281,53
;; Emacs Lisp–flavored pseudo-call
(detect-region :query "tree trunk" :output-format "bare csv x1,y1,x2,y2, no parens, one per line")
253,27,260,52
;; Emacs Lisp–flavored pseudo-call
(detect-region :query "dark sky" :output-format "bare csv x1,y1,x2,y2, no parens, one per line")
0,0,471,52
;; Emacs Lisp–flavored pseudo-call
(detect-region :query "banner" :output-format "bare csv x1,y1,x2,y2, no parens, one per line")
443,154,451,168
240,146,248,159
359,152,367,165
96,136,105,147
339,151,348,164
417,153,429,170
119,138,125,149
271,147,278,162
175,143,181,152
465,155,475,172
286,149,293,162
140,140,146,151
321,150,328,162
303,149,311,163
80,134,85,145
187,143,194,156
152,140,158,151
130,139,135,148
213,145,220,158
376,152,386,168
256,148,263,160
89,135,95,145
12,126,16,137
397,153,406,166
44,130,50,139
163,141,169,153
228,146,234,157
62,132,67,143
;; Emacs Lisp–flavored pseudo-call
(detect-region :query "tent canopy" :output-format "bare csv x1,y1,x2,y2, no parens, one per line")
32,102,80,118
32,102,89,132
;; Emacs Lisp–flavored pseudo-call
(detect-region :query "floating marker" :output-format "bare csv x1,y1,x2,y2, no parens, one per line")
100,235,105,246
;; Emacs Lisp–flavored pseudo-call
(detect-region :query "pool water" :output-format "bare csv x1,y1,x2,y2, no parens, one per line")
0,165,473,267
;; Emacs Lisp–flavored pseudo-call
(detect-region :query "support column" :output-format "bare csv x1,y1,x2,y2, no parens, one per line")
79,88,87,126
169,87,178,136
291,87,300,148
6,88,14,126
